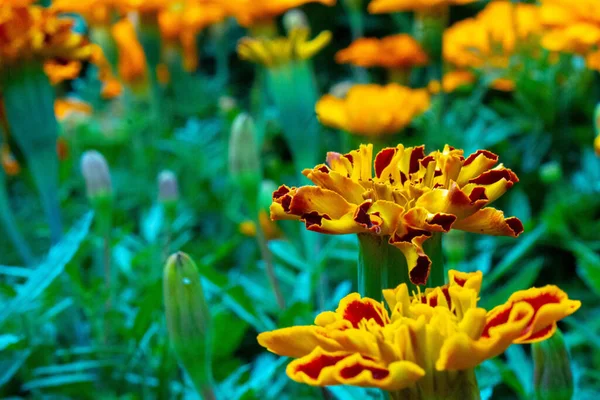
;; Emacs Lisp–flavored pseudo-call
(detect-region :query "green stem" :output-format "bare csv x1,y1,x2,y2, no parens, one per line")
357,234,413,300
256,222,285,309
388,369,480,400
423,232,445,288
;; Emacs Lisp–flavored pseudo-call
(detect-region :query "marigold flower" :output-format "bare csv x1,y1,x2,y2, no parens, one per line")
240,210,283,241
335,34,429,69
540,0,600,55
271,144,523,285
111,18,148,88
368,0,477,14
238,27,331,68
258,270,580,393
158,1,228,72
52,0,120,26
315,84,430,137
0,4,96,72
443,1,542,91
43,60,82,85
228,0,336,28
428,70,476,94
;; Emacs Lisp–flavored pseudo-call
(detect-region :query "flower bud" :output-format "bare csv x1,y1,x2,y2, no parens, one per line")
533,328,574,400
283,10,309,34
158,170,179,204
81,150,112,200
229,113,261,207
218,95,238,115
259,180,278,213
163,252,214,396
539,161,563,184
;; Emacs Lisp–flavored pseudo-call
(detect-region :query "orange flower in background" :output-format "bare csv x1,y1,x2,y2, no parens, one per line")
158,1,228,71
368,0,478,14
1,143,20,176
52,0,120,26
258,270,579,392
541,0,600,56
443,1,542,91
54,98,92,121
228,0,336,28
271,144,523,285
240,210,283,241
316,84,430,136
428,70,476,94
43,60,82,85
335,34,428,69
111,18,148,89
0,4,96,72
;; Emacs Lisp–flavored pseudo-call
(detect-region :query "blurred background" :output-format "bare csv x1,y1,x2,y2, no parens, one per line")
0,0,599,399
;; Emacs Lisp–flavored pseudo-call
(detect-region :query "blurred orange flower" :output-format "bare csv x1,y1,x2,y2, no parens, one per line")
228,0,336,28
368,0,477,14
428,70,476,94
54,98,92,121
52,0,120,26
335,34,428,69
316,84,430,136
111,18,148,89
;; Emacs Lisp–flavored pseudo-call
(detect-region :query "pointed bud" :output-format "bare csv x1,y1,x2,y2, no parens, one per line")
158,170,179,204
533,328,574,400
164,252,215,397
81,150,112,200
229,113,261,208
283,10,309,34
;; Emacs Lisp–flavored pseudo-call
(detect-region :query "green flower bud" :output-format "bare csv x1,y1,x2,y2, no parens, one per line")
259,180,278,213
81,150,112,200
163,252,215,399
229,113,261,209
158,170,178,223
283,10,309,34
539,161,563,184
533,328,574,400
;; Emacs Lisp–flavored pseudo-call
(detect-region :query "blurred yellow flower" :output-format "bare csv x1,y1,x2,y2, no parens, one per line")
428,70,476,94
443,1,542,91
271,144,522,285
335,34,428,69
0,4,96,72
368,0,477,14
238,27,331,68
541,0,600,56
43,60,82,85
316,84,430,136
227,0,336,28
111,18,148,89
595,134,600,156
258,270,579,393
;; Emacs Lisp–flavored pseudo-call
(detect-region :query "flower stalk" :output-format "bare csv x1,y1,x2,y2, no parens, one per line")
388,369,480,400
533,328,574,400
358,234,412,300
0,169,34,264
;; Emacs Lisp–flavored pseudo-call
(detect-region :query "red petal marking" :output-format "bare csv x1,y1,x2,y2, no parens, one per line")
400,171,408,184
463,150,498,166
409,146,426,174
339,363,390,380
375,148,397,178
303,211,331,228
481,305,513,338
394,227,431,243
345,154,354,163
343,300,385,328
273,185,290,200
506,217,524,237
453,277,467,287
434,169,443,177
281,195,292,212
429,213,457,231
420,155,435,168
420,285,451,307
469,169,519,186
469,187,488,203
410,255,431,286
354,201,374,228
317,165,329,173
295,354,347,379
522,291,563,313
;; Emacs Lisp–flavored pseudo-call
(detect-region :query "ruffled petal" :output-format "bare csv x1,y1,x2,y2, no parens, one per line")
389,226,432,285
505,285,582,343
335,293,390,328
452,207,524,237
466,166,519,203
456,150,499,185
448,270,483,295
303,164,366,204
287,348,425,390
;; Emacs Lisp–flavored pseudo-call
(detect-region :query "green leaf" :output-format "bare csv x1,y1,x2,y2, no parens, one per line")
0,334,22,352
567,241,600,295
22,373,97,391
0,350,31,387
0,212,93,326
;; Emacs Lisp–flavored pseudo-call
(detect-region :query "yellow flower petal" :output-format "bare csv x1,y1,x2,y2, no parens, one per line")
451,207,524,237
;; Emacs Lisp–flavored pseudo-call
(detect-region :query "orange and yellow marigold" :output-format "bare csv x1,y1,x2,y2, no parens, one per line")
271,144,523,285
368,0,478,14
258,270,580,393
